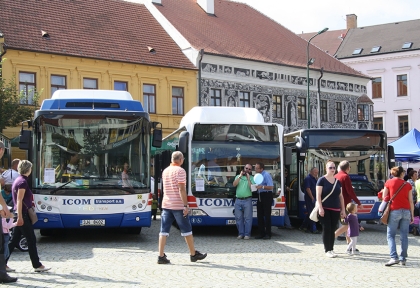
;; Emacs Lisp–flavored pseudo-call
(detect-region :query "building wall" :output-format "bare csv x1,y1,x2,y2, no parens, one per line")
341,50,420,142
200,55,369,133
1,49,198,138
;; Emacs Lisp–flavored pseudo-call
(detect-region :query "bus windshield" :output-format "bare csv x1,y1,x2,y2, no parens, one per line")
190,123,281,198
35,115,150,194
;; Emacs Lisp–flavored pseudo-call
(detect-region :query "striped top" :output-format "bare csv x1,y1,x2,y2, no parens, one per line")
162,164,186,210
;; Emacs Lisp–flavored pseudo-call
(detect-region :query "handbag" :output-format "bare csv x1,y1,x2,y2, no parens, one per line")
309,178,337,222
23,202,38,225
380,182,406,225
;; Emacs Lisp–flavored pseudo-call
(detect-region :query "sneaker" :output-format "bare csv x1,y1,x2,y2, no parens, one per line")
5,266,15,272
346,248,360,253
330,251,337,257
237,235,244,239
34,266,51,272
325,251,335,258
243,236,250,240
157,254,170,264
0,275,17,283
385,259,400,266
190,250,207,262
400,260,406,266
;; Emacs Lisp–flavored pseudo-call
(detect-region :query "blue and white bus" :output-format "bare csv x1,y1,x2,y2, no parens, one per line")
154,107,290,227
284,129,395,222
18,90,162,235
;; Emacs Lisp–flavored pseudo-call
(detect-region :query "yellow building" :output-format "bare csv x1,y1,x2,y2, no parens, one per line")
0,0,197,146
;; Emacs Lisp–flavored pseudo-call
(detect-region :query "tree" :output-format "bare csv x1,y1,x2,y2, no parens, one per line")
0,58,42,133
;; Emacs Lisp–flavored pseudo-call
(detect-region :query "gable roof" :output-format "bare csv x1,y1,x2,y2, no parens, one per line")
299,29,348,56
155,0,366,78
0,0,195,70
336,19,420,59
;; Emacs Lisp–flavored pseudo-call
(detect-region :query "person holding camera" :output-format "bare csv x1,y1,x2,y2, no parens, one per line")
233,164,255,240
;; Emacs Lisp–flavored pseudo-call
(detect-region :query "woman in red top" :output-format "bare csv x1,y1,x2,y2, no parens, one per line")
382,166,414,266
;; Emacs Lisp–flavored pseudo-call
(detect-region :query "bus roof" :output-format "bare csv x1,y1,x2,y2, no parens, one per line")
180,107,264,128
51,89,133,100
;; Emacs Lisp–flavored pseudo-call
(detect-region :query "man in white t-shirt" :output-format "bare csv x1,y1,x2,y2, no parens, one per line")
0,159,20,187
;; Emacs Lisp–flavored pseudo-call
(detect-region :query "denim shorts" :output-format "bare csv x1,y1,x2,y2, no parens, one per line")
160,209,192,237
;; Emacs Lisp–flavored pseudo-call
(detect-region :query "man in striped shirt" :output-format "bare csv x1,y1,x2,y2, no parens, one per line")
157,151,207,264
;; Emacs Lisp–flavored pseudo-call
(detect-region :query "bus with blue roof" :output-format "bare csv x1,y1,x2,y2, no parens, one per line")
18,89,162,235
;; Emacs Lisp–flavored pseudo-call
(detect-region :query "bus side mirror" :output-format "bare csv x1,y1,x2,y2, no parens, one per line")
388,145,395,168
284,147,292,166
178,131,189,154
18,130,32,150
295,136,306,161
152,129,162,148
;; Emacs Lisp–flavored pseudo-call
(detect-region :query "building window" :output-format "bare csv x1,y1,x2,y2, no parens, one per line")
19,72,36,105
83,78,98,89
397,74,407,96
210,89,222,106
143,84,156,114
398,115,409,136
172,87,184,115
239,91,250,107
51,75,66,96
336,102,342,123
372,77,382,99
114,81,128,91
273,95,282,118
373,117,383,130
297,98,306,119
320,100,328,121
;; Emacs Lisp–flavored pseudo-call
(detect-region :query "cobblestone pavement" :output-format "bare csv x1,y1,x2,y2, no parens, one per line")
4,217,420,288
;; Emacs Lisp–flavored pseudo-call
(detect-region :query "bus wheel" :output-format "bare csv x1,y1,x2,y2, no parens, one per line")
126,227,142,234
17,236,28,252
40,229,54,236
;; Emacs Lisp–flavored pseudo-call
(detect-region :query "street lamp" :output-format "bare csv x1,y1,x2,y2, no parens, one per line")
306,27,328,129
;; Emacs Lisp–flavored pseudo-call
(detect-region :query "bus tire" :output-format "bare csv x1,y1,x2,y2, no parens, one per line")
40,229,54,236
126,227,142,234
17,236,28,252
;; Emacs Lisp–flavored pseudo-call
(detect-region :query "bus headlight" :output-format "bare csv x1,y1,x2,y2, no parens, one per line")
191,209,208,216
138,203,143,209
132,205,137,210
271,209,280,216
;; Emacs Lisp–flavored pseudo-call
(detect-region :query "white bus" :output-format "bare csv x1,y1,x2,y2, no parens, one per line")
154,107,290,226
18,90,162,235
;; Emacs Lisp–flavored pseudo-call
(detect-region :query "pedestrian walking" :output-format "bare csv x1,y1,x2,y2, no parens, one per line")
383,166,414,266
300,167,319,233
317,161,346,258
2,216,16,272
344,203,364,255
157,151,207,264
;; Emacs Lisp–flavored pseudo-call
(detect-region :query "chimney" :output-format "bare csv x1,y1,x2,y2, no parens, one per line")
346,14,357,29
197,0,214,14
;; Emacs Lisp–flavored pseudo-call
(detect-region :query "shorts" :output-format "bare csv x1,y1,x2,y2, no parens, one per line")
159,209,192,237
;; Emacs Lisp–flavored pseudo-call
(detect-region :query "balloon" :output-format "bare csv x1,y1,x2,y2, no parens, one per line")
254,173,263,185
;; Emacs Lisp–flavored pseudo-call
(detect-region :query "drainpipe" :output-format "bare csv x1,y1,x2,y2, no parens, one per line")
317,67,324,128
198,49,204,106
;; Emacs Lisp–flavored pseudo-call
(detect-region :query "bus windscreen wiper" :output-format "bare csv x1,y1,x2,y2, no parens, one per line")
50,176,83,195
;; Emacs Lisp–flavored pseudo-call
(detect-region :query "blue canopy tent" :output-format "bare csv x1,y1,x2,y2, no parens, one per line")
389,128,420,162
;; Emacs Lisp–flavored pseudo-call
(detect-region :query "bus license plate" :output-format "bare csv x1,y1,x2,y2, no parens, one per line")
80,219,105,226
226,220,236,225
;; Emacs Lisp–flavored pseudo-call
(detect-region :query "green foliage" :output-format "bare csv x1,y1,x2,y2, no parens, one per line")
0,58,42,132
83,130,106,156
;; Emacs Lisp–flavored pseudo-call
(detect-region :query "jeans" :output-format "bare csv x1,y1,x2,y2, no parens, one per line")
159,209,192,237
7,213,42,268
3,234,10,260
301,195,317,231
235,198,253,237
387,209,411,261
319,209,340,252
257,192,273,236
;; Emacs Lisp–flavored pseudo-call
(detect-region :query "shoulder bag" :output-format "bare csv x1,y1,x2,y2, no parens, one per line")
23,202,38,225
380,182,406,225
309,178,337,222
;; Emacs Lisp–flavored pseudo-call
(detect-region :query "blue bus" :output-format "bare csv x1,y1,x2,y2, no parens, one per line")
284,129,394,222
18,90,162,235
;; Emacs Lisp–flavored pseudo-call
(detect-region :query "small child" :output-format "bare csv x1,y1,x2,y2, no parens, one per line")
151,194,158,220
344,203,364,255
2,215,17,272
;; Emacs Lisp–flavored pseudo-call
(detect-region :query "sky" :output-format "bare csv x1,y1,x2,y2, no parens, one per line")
238,0,420,34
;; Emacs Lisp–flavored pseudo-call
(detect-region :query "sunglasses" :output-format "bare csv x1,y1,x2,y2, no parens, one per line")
328,167,336,170
245,168,252,170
